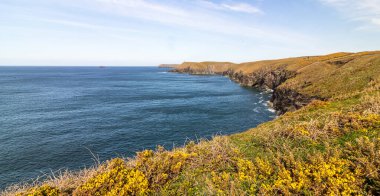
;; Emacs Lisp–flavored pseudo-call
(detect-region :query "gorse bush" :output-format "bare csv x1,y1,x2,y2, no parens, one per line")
16,185,60,196
74,158,149,195
271,156,362,195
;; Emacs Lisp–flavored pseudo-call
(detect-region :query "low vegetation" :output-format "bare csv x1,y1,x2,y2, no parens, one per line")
3,51,380,195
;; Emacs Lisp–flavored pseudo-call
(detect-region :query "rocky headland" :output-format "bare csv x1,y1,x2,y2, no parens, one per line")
158,64,180,68
171,51,379,114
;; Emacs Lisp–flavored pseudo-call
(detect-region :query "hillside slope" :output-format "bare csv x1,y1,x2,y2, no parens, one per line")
4,51,380,195
174,51,380,114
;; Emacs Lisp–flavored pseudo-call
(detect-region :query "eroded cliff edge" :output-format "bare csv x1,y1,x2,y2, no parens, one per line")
171,51,380,115
173,64,312,115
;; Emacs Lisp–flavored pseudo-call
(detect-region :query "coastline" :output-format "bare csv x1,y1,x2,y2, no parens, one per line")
170,51,380,115
170,62,315,115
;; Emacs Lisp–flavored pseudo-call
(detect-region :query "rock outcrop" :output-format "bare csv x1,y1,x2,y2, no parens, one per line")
223,66,295,89
174,65,310,115
271,88,323,115
222,67,315,115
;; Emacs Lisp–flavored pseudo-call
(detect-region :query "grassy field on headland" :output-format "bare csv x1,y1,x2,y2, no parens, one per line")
3,51,380,195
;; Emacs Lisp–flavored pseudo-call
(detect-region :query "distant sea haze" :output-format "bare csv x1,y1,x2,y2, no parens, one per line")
0,66,275,188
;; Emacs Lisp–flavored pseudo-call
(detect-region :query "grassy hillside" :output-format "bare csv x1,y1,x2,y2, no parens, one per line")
3,52,380,195
175,51,380,98
175,51,380,114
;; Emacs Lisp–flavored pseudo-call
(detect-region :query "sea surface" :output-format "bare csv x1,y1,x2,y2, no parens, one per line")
0,66,275,189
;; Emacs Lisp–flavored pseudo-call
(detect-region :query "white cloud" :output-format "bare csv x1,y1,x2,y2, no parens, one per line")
320,0,380,29
372,18,380,26
198,0,262,14
220,3,262,14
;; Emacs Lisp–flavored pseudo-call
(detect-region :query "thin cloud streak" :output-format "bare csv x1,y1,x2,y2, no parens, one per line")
198,0,263,14
0,0,315,46
39,18,144,34
320,0,380,30
86,0,312,44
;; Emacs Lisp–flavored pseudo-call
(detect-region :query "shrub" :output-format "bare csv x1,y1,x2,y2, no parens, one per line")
17,185,60,196
74,158,149,196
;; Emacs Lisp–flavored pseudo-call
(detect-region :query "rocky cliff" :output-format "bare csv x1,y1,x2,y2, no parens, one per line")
221,67,308,115
172,63,313,115
172,51,380,114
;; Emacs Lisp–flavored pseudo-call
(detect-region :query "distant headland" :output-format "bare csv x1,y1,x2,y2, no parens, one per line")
158,64,179,68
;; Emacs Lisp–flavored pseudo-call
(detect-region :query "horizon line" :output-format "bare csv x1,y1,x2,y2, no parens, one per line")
0,65,163,67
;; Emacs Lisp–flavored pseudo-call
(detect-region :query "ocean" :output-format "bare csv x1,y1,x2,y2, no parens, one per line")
0,66,275,189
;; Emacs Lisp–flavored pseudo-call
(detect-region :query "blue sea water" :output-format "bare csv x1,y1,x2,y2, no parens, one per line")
0,66,275,189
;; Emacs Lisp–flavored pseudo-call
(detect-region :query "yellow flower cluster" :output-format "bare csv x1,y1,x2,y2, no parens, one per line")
339,112,380,132
255,157,273,178
210,171,232,195
272,157,362,195
292,124,310,136
71,145,204,195
205,153,365,195
134,148,198,191
17,185,60,196
75,158,149,195
236,158,255,182
235,157,274,194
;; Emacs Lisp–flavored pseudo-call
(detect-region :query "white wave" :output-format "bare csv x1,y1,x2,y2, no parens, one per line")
253,108,260,113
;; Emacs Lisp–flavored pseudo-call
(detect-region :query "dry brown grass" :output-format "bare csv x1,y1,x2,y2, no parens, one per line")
1,166,100,196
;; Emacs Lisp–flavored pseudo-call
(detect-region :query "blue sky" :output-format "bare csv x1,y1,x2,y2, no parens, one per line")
0,0,379,66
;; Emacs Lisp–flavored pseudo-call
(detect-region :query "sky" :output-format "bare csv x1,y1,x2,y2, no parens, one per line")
0,0,379,66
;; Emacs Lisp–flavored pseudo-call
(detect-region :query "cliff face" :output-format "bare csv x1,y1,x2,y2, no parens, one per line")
173,64,314,115
271,88,323,114
223,67,295,89
172,51,380,115
223,67,304,115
